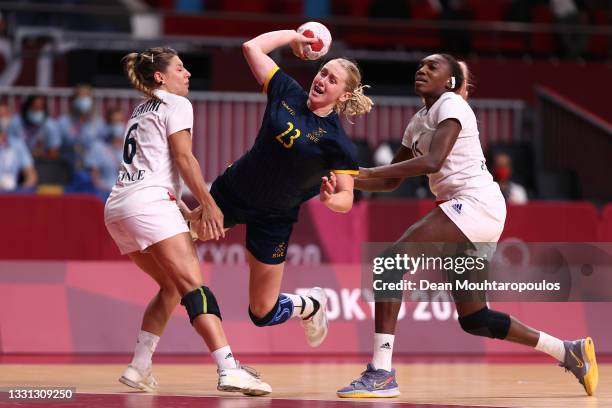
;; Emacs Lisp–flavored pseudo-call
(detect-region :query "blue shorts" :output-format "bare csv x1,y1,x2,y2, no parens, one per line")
210,177,299,265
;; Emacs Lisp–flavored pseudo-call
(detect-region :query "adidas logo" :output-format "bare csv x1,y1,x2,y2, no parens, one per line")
225,353,233,360
451,203,463,214
380,342,391,350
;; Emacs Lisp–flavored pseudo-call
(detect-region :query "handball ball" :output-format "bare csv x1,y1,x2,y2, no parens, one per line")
297,22,332,60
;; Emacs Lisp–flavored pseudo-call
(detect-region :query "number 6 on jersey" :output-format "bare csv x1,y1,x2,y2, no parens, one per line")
123,123,138,164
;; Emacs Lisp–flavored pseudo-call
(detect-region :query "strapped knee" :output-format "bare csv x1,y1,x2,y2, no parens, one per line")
458,307,510,339
180,286,222,324
248,298,280,327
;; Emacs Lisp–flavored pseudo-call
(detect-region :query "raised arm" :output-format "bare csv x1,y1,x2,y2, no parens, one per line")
242,30,317,86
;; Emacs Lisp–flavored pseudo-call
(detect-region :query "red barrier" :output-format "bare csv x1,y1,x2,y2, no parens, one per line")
1,196,610,354
0,196,607,261
600,204,612,241
0,194,123,261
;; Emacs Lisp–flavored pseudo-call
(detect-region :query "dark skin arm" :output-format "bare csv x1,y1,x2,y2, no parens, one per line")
354,145,413,192
359,118,461,180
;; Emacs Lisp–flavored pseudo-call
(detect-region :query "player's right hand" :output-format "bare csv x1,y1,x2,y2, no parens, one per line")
197,202,225,241
320,172,336,202
290,32,319,60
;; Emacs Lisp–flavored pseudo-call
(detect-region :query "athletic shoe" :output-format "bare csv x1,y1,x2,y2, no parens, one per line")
217,363,272,396
301,287,328,347
337,363,400,398
119,365,158,392
560,337,598,396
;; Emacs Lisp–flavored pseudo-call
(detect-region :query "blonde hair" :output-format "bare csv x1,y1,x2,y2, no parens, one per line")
121,47,177,100
329,58,374,120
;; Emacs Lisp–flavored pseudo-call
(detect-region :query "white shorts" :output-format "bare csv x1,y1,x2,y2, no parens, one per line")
105,200,189,255
439,184,507,244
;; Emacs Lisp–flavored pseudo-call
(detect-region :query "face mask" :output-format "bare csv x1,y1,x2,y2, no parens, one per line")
494,166,511,182
110,123,124,139
27,111,45,125
73,96,93,114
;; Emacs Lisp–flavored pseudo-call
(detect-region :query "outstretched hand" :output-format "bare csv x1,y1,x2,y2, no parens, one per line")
193,202,225,241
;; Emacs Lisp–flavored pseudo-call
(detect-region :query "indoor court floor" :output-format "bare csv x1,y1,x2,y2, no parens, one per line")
1,356,609,407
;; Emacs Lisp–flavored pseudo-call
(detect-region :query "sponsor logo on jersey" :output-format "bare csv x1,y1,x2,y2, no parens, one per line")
452,203,463,214
272,242,287,259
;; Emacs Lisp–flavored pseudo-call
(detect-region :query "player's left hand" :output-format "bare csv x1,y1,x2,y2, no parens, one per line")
320,172,336,202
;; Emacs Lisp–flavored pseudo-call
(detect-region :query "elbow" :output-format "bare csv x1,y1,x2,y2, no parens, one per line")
426,159,444,174
337,203,353,214
242,41,255,56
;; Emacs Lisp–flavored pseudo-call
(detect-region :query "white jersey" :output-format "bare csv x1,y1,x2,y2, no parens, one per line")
402,92,494,200
104,89,193,223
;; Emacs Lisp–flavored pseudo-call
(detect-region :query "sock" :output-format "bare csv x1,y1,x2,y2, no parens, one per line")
283,293,318,319
131,330,160,371
371,333,395,371
212,345,238,369
535,331,566,362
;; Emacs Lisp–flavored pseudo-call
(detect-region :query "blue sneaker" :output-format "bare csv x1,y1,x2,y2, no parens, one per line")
560,337,598,396
337,363,400,398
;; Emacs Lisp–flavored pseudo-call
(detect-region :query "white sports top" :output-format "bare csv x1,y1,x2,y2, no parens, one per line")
402,92,494,200
104,89,193,222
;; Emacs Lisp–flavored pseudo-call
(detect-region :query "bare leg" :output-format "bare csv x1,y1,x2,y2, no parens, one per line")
128,251,181,336
149,232,227,352
246,251,285,318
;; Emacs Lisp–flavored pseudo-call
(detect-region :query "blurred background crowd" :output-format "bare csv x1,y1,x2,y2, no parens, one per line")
0,0,609,205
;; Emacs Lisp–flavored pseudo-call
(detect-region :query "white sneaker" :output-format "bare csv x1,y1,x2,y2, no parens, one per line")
217,363,272,396
301,287,328,347
119,365,158,392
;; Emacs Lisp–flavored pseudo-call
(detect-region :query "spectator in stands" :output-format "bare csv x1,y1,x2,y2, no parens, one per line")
12,95,61,159
0,122,37,191
0,99,15,137
84,107,125,194
58,84,106,169
492,152,528,204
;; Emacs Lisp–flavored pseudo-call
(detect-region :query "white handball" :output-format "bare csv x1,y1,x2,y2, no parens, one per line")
297,22,332,61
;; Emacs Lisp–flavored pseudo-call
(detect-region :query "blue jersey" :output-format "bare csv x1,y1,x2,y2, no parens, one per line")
219,67,358,211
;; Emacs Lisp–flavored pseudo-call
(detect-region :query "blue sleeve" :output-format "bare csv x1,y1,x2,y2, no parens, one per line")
43,119,62,149
14,139,33,169
84,142,103,169
327,131,359,175
263,67,305,102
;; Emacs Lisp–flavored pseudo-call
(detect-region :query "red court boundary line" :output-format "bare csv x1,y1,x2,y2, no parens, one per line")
2,353,612,364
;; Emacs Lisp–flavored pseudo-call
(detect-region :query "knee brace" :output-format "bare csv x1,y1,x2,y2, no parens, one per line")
458,307,510,339
180,286,222,324
248,295,293,327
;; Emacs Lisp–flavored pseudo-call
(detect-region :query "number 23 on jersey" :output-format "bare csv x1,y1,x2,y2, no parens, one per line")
275,122,301,149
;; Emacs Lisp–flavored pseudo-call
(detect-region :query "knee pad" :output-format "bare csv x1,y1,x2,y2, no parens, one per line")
180,286,222,324
248,296,293,327
458,307,510,339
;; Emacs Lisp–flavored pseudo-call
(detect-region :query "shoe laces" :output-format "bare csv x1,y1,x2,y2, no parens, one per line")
236,361,261,379
349,368,377,387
